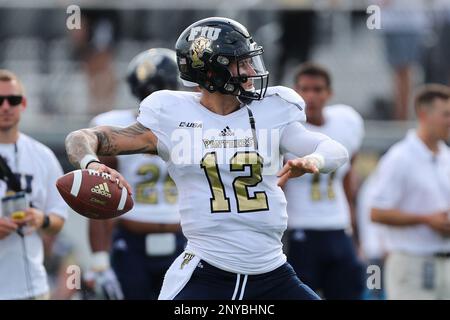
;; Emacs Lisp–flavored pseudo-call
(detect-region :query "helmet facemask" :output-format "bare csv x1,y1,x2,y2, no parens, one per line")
208,45,268,104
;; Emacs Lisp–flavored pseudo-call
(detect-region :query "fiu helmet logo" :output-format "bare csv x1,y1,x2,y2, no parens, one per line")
190,37,212,69
188,26,221,41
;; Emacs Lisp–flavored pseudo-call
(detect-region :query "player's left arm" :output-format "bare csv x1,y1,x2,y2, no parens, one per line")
277,121,349,186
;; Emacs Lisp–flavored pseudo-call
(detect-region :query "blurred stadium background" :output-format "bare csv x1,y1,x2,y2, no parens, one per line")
1,0,449,297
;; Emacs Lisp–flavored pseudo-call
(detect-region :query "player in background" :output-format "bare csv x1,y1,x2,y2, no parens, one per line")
87,48,185,300
65,17,349,300
283,63,365,299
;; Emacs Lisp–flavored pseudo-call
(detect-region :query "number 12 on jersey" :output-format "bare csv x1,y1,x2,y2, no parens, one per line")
200,151,269,213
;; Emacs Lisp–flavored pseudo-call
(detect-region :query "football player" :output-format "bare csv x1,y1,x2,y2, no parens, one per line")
87,48,185,299
283,63,365,299
65,17,349,300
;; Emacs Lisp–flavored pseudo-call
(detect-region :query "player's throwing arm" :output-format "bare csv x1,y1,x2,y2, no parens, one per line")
65,122,158,192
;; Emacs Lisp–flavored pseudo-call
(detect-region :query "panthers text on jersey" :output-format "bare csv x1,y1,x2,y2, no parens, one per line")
137,86,319,274
91,109,180,224
284,105,364,230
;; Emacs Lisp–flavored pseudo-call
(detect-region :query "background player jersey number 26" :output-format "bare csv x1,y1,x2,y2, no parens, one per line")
135,162,177,205
200,151,269,213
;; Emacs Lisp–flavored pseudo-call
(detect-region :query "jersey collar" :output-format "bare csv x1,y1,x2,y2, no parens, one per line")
406,129,448,163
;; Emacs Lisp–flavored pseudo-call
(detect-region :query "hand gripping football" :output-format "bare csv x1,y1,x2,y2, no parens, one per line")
56,169,133,219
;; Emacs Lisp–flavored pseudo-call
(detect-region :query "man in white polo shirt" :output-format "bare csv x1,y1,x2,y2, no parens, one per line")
371,84,450,299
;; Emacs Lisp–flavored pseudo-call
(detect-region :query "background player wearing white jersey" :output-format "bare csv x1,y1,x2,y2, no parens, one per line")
371,84,450,299
64,17,349,300
0,70,67,299
87,48,185,300
284,63,365,299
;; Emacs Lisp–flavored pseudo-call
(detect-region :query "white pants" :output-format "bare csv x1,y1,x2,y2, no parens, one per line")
385,252,450,300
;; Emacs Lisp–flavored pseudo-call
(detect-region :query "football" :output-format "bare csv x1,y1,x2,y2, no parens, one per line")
56,169,134,220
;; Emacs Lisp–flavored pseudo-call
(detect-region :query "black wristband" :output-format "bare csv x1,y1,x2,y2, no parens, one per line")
86,160,101,169
80,155,101,170
41,215,51,229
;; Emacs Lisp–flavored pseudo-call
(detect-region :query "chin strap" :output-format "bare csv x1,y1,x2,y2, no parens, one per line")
245,106,258,152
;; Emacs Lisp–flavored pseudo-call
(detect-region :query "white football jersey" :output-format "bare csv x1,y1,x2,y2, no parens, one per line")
91,109,180,224
0,134,67,299
284,105,364,230
137,86,307,274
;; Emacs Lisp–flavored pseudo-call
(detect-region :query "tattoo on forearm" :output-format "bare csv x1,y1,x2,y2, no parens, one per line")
96,123,153,155
65,122,155,167
116,123,149,137
95,131,117,155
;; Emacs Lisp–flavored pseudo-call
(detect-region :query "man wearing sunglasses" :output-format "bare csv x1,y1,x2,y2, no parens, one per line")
0,69,68,299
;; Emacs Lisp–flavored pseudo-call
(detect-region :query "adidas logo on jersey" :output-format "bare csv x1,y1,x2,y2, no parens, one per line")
91,183,112,198
219,126,234,136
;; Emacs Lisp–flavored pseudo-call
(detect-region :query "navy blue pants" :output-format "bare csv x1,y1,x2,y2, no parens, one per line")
111,226,186,299
286,229,365,300
174,260,320,300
